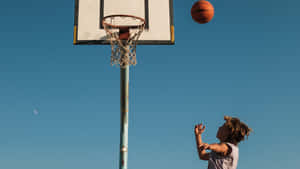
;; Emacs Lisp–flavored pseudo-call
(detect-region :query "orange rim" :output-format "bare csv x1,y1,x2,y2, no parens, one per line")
102,14,146,30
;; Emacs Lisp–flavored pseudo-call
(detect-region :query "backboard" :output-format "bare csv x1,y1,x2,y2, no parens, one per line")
73,0,174,45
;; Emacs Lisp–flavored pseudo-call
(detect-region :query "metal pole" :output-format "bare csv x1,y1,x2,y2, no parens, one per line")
119,28,130,169
119,64,129,169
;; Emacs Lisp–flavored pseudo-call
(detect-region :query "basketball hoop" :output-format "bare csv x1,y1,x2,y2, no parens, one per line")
102,15,145,68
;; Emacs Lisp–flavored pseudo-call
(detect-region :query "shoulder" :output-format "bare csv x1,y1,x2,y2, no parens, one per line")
213,142,232,156
224,142,239,156
209,143,231,156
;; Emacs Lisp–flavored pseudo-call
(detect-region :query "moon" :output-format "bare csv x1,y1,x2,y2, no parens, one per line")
33,109,39,115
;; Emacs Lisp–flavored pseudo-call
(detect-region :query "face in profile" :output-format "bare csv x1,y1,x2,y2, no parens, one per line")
217,124,230,142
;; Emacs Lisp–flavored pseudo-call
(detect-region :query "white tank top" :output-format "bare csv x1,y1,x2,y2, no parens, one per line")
207,142,239,169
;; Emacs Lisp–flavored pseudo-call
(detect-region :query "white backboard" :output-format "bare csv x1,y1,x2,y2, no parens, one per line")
74,0,174,45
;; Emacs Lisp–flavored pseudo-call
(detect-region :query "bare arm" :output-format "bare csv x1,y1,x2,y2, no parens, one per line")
194,124,210,161
206,143,231,156
195,134,210,160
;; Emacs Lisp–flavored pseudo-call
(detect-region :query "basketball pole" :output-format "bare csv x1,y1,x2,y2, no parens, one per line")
103,22,143,169
119,50,130,169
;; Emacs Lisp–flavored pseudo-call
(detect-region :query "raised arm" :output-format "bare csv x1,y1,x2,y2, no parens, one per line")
194,124,210,161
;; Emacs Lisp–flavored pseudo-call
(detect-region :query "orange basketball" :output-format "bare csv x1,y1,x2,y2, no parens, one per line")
191,0,214,24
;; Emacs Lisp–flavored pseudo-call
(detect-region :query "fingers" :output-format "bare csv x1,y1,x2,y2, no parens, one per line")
195,123,201,128
202,125,206,131
199,143,209,150
194,125,199,134
195,124,205,129
194,123,206,134
198,124,205,131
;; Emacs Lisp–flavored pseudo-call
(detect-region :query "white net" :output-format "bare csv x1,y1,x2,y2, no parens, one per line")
103,15,145,68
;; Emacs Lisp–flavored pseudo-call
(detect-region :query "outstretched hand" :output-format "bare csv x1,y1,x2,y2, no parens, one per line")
194,123,206,135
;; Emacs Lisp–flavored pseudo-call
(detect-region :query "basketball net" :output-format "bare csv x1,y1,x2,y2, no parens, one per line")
103,15,145,68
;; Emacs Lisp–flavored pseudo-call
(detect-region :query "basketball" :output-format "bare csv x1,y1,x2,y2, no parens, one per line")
191,0,214,24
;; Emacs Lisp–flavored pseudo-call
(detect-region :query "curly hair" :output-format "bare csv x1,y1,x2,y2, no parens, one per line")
223,116,252,143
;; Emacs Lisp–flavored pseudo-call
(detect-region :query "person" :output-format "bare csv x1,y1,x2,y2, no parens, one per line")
194,116,252,169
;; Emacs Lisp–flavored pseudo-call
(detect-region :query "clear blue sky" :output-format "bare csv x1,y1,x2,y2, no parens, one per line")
1,0,299,169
